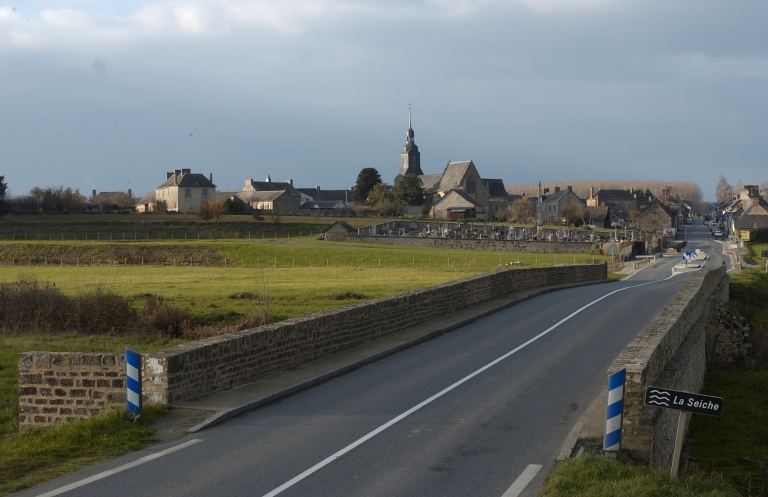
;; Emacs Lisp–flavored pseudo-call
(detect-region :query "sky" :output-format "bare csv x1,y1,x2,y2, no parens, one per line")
0,0,765,201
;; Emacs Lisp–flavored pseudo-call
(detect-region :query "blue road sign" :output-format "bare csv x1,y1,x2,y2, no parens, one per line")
604,368,626,452
126,347,142,415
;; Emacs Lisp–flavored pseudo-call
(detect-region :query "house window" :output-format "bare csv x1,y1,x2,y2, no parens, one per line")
202,189,208,198
185,189,192,197
467,177,476,194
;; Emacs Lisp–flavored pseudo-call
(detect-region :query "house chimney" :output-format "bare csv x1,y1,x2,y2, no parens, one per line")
245,178,252,188
92,189,96,199
316,186,321,192
127,189,132,199
629,187,634,195
567,185,572,192
589,187,594,199
285,179,293,187
555,186,560,193
181,168,190,175
166,172,173,180
209,173,213,183
543,188,549,194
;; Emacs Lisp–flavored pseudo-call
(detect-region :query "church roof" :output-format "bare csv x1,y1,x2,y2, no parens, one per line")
482,178,507,197
437,161,473,192
418,174,442,193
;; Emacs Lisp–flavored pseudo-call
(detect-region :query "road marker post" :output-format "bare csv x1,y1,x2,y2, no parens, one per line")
126,347,142,416
644,387,723,479
603,368,626,454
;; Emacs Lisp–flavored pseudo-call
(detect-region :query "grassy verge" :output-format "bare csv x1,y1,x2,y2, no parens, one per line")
541,453,738,497
0,404,168,496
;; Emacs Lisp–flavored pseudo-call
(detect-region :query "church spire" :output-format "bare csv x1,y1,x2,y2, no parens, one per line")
396,105,423,181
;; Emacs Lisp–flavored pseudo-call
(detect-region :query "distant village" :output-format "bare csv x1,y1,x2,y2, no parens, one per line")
2,117,766,241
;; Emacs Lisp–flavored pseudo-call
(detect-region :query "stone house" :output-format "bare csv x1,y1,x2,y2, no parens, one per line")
482,178,510,220
586,188,638,220
636,199,676,231
236,189,298,214
154,169,216,212
134,192,155,213
431,189,482,219
542,186,583,224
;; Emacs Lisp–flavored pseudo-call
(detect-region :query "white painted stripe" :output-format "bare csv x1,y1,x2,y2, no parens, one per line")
605,414,622,433
35,439,203,497
261,274,678,497
607,385,623,404
604,442,619,451
127,364,139,380
127,389,140,407
502,464,543,497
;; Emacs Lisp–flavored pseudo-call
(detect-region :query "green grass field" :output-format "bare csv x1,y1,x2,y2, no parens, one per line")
0,238,610,324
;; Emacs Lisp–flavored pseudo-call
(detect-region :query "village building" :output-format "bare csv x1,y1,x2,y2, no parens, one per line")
143,169,215,212
636,198,677,231
541,186,583,224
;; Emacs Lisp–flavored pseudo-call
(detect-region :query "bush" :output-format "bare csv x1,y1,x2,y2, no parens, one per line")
0,281,136,334
137,295,192,336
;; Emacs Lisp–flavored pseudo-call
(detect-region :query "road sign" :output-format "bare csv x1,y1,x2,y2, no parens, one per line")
604,369,626,452
644,387,723,417
645,387,724,479
126,347,142,416
682,252,692,261
762,250,768,258
608,243,620,256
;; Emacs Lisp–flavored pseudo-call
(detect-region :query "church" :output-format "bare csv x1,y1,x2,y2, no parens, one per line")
395,115,508,220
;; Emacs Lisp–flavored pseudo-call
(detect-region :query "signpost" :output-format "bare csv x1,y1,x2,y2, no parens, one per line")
604,369,626,453
126,347,142,416
644,387,723,478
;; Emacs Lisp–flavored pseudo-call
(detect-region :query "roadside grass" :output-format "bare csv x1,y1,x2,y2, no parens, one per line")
0,404,168,496
0,334,185,437
688,368,768,495
541,453,739,497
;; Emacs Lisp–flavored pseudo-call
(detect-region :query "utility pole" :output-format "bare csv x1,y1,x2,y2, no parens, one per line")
537,180,543,239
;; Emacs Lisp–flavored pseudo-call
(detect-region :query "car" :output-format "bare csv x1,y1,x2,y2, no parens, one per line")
685,218,693,225
713,231,723,237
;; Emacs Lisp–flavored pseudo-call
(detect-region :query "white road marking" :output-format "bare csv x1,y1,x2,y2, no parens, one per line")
261,274,677,496
36,439,203,497
502,464,543,497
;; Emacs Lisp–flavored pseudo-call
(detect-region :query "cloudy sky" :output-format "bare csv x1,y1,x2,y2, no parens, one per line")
0,0,765,200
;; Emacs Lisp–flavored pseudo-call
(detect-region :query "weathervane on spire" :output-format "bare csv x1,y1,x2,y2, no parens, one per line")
408,103,412,129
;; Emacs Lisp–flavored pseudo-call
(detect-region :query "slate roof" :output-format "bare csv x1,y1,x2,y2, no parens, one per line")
482,179,507,197
236,190,287,203
299,200,349,209
432,189,482,208
135,192,155,205
418,174,443,193
158,173,215,189
543,189,571,204
733,214,768,230
640,199,674,218
437,161,472,192
593,189,635,201
324,221,357,234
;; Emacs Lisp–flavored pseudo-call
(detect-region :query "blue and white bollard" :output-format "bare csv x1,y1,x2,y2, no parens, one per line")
126,347,142,416
603,368,626,452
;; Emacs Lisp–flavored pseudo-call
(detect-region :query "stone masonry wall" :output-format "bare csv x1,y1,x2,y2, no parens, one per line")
142,264,607,405
607,265,728,466
324,233,602,255
18,353,126,429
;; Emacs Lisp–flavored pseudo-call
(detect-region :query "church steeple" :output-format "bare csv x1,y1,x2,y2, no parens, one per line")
396,106,423,181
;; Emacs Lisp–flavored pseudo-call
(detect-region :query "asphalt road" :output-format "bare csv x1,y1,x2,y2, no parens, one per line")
20,225,728,497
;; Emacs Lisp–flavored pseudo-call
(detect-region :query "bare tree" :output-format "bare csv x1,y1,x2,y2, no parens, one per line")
715,174,733,204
